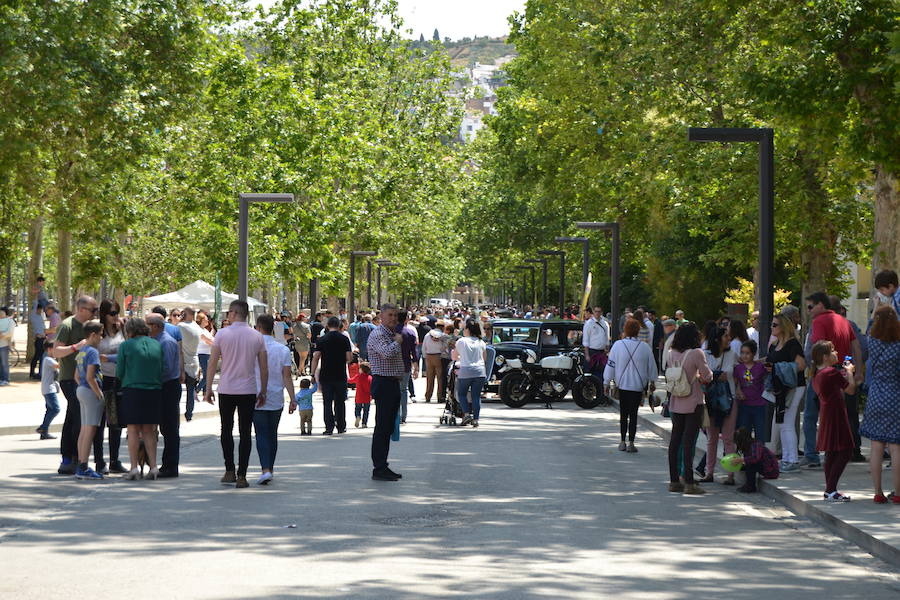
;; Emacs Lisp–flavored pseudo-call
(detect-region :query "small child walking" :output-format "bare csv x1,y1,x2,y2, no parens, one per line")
37,341,61,440
293,378,317,436
812,340,858,502
349,362,373,428
733,426,779,493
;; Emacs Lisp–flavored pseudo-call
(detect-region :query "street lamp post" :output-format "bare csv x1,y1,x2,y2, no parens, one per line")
366,260,374,310
555,236,589,306
537,249,565,314
688,127,774,357
375,259,399,308
349,251,377,322
516,265,536,307
238,193,294,301
525,258,548,307
575,221,621,340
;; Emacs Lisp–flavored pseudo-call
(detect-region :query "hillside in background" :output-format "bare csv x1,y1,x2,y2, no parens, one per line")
444,36,516,66
412,35,516,67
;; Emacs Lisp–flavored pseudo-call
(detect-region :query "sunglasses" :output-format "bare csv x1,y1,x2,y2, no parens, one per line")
109,310,119,316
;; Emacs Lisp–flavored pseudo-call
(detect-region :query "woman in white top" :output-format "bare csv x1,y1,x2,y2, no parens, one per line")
603,318,658,452
451,319,487,427
700,326,738,484
95,299,127,474
196,310,216,394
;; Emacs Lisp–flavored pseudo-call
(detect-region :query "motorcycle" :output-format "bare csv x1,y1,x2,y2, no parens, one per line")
496,348,604,409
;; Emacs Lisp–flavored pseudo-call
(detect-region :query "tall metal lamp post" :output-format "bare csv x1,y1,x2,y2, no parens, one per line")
516,264,536,307
688,127,774,356
375,259,399,307
555,236,589,307
238,193,294,301
537,249,565,313
525,258,548,307
349,251,376,321
575,221,621,340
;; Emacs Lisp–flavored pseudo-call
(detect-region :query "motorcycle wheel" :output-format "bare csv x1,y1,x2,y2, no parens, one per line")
573,376,603,409
499,371,530,408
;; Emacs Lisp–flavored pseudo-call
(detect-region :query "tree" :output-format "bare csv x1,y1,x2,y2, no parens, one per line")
433,28,440,41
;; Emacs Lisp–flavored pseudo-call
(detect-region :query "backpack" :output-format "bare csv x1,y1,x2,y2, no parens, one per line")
664,350,692,397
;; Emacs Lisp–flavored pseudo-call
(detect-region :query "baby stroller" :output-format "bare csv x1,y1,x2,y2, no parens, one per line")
439,360,463,426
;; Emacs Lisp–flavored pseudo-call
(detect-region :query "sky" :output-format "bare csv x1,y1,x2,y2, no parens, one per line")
252,1,526,40
393,0,525,40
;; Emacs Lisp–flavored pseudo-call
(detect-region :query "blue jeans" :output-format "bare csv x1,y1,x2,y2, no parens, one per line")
252,408,283,471
737,404,767,442
197,354,210,393
0,346,9,382
802,385,820,463
41,392,61,431
456,376,486,419
400,371,411,421
354,403,370,425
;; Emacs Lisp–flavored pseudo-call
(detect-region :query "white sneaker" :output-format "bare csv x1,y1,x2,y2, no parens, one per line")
411,396,418,403
257,472,273,485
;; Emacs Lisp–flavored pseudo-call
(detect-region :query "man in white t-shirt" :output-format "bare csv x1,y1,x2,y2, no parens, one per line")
253,314,295,485
582,305,610,361
178,307,203,421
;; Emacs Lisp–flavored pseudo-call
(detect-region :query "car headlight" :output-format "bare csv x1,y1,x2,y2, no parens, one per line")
495,355,506,366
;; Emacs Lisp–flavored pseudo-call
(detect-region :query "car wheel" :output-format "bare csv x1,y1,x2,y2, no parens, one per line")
499,372,530,408
573,377,602,409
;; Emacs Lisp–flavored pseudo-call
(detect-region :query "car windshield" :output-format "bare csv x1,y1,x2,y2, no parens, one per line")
541,328,582,349
494,326,539,343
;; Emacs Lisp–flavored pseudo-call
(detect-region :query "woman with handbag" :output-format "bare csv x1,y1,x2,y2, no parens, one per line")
666,323,713,494
700,327,738,485
766,313,806,472
94,299,127,474
603,318,658,452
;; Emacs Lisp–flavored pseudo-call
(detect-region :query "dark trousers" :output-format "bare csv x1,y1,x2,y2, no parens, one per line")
184,374,198,419
218,394,255,477
743,463,761,491
159,378,182,473
371,375,401,472
824,449,852,493
844,393,861,455
30,336,45,376
59,380,80,460
321,380,348,433
440,358,452,401
669,404,703,484
197,354,210,393
618,389,642,442
93,376,123,465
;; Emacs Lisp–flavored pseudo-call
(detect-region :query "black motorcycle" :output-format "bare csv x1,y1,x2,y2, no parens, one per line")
496,348,604,409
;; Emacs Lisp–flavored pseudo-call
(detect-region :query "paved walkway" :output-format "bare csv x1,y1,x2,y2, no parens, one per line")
1,401,898,599
617,392,900,567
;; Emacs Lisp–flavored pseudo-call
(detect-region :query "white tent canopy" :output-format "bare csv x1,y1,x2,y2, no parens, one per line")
142,280,267,313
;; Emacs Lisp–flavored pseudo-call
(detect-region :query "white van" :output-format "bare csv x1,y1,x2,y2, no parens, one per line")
429,298,449,307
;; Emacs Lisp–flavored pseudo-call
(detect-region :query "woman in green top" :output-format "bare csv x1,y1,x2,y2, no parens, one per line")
116,318,164,480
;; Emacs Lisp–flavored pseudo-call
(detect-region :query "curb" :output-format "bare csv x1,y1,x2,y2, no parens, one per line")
0,408,219,437
610,398,900,569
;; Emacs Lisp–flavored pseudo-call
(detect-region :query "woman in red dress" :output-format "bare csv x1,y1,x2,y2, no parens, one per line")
812,340,858,502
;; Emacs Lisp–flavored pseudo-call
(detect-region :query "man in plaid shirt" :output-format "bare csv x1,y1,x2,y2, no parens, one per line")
367,304,405,481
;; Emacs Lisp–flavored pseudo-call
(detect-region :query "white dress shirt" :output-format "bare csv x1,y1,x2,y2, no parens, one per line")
582,317,610,351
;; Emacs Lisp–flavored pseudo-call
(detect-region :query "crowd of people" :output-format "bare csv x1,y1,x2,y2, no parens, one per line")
10,268,900,501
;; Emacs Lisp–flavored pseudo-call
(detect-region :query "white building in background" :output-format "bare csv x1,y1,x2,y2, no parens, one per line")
460,112,485,143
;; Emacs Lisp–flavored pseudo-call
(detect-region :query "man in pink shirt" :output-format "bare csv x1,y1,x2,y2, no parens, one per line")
204,300,268,489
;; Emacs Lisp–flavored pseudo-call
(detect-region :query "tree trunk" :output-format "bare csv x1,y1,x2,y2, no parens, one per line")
24,216,44,363
56,228,72,313
286,279,299,316
872,166,899,276
326,295,339,315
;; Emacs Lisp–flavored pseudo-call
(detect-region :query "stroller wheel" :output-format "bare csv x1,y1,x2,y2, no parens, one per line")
450,417,456,426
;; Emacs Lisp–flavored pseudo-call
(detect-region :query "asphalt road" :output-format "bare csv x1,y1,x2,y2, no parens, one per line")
1,400,898,599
